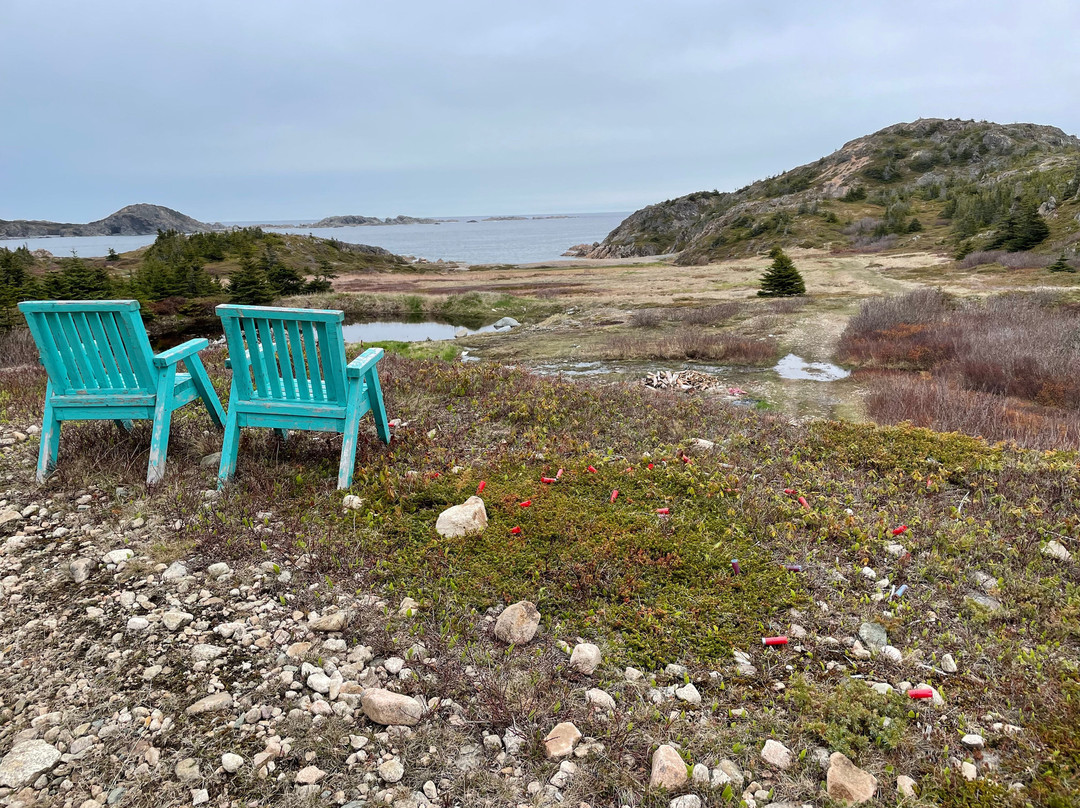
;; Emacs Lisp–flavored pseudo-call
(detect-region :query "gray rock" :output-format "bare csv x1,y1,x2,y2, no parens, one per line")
670,797,702,808
68,557,96,583
306,672,332,694
162,610,193,631
186,691,233,715
191,789,209,806
585,688,616,712
493,317,520,328
378,758,405,783
199,452,221,468
434,496,488,538
494,600,540,645
858,621,888,652
192,643,225,662
0,508,21,531
206,561,231,578
942,653,958,673
455,744,482,772
175,757,201,782
102,548,134,565
162,561,188,580
962,734,984,749
0,740,61,788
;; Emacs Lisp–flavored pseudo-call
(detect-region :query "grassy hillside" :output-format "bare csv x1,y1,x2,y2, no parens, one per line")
591,119,1080,265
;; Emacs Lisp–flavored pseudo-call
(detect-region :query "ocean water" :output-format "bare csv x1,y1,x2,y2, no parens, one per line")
0,212,627,264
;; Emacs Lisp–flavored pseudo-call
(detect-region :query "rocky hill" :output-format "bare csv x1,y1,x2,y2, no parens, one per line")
307,214,437,227
586,119,1080,264
0,204,218,239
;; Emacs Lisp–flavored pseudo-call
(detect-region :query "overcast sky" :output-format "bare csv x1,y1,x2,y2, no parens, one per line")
2,0,1078,222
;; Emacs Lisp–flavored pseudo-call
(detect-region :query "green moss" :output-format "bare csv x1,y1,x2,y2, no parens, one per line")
788,677,908,759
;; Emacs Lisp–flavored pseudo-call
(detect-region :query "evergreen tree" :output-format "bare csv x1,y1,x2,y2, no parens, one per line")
986,200,1050,252
260,246,306,296
227,256,275,305
0,247,40,328
43,255,113,300
758,247,806,297
1048,254,1076,273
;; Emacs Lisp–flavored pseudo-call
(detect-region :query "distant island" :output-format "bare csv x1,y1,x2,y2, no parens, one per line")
0,204,219,239
270,214,439,228
483,215,571,221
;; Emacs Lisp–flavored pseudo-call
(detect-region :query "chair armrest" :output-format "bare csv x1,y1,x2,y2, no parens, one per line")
346,347,385,378
153,338,209,368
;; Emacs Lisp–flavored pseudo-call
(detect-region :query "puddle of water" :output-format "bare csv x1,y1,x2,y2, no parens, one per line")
342,321,491,342
773,353,850,381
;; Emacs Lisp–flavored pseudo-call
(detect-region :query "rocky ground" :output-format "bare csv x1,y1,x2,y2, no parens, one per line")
0,351,1077,808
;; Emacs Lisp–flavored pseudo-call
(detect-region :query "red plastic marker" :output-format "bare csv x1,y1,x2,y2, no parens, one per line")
519,500,532,508
783,488,796,496
430,472,441,478
610,489,619,503
784,564,803,572
892,525,909,536
477,480,486,494
556,468,564,480
762,636,789,646
798,496,809,509
510,526,522,535
647,463,654,470
587,465,597,474
731,559,741,575
656,507,670,515
541,477,557,484
908,688,934,699
681,455,691,464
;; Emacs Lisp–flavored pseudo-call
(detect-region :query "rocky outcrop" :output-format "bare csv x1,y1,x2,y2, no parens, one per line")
308,214,437,227
0,204,218,238
587,118,1080,264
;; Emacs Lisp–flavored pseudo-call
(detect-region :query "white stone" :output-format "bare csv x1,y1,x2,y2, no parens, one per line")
378,759,404,783
961,761,977,780
0,740,61,788
760,739,793,769
961,734,984,749
1042,540,1072,562
675,682,702,704
342,494,363,511
361,688,423,726
897,774,917,797
398,597,419,616
569,642,601,674
585,688,616,711
880,645,902,663
494,601,540,644
192,643,225,662
221,753,244,773
162,611,193,631
162,561,188,580
434,496,488,537
206,562,231,578
126,616,149,631
309,611,349,631
942,653,958,673
827,752,877,803
186,692,233,715
670,797,702,808
102,548,134,564
295,765,326,784
306,672,332,694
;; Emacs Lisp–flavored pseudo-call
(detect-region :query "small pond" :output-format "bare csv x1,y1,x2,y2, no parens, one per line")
341,320,504,343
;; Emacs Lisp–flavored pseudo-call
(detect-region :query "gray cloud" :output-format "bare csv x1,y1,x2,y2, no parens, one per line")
3,0,1078,221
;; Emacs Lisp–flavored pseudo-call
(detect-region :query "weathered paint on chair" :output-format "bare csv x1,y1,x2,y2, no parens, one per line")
214,304,390,489
18,300,226,484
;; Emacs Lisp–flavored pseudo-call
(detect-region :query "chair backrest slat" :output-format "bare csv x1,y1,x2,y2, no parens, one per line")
285,320,311,400
19,301,157,395
216,304,348,406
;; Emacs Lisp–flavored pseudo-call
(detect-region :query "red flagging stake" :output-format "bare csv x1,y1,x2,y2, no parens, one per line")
519,500,532,508
610,489,619,503
762,636,789,646
556,468,564,479
587,465,597,474
476,480,486,494
681,455,691,464
510,526,522,535
731,559,741,575
540,477,557,484
892,525,909,536
656,507,670,515
647,463,654,470
783,488,796,496
907,688,934,699
798,496,809,509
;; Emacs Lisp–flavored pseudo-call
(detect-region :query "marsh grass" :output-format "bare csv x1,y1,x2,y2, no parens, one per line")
605,329,778,363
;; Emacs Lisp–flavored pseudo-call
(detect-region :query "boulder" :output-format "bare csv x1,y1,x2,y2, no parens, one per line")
761,739,793,769
827,752,877,804
649,744,688,789
309,610,349,632
435,496,488,538
858,621,888,652
361,688,423,726
494,601,540,644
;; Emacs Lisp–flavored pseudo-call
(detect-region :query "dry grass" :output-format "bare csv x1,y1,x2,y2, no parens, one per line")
605,329,778,363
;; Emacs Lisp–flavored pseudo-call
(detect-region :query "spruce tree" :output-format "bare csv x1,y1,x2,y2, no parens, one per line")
228,256,275,305
758,247,806,297
1048,254,1076,273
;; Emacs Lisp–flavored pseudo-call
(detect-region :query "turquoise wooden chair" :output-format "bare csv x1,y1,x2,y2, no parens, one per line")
215,304,390,489
18,300,226,484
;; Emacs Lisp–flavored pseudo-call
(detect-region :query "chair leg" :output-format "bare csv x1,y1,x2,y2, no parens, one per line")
36,385,61,484
187,354,226,429
338,377,363,489
217,380,241,488
114,419,133,432
274,429,289,442
147,366,177,484
365,367,391,444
